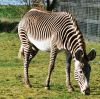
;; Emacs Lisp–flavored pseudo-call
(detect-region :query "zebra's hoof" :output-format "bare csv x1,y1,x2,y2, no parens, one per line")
68,88,74,92
67,86,74,92
45,86,50,90
25,84,32,88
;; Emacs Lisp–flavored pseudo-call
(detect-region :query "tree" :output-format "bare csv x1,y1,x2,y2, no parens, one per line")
22,0,58,11
22,0,42,10
46,0,57,11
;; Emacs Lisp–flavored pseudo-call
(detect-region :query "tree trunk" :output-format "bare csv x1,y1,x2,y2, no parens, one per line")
46,0,57,11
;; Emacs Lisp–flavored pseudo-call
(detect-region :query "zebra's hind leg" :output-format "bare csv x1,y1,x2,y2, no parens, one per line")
65,51,74,92
23,45,38,88
45,44,57,90
29,46,38,63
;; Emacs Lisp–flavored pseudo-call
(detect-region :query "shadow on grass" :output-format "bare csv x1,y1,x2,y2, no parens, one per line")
15,74,45,89
50,83,80,94
15,74,100,97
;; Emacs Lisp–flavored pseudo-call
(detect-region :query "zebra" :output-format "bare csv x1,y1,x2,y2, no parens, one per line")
18,9,96,95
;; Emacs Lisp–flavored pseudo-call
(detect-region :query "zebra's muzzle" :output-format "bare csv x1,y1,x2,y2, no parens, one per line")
82,87,90,95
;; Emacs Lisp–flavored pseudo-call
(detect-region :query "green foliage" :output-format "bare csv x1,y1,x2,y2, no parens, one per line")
0,33,100,98
0,5,27,32
0,5,27,22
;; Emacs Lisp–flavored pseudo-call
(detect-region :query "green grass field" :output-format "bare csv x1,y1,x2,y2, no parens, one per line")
0,33,100,99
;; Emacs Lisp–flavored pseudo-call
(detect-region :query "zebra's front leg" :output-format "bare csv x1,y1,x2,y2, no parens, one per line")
65,51,74,92
45,45,57,90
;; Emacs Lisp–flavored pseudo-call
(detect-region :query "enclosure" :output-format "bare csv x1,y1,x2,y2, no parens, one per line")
57,0,100,42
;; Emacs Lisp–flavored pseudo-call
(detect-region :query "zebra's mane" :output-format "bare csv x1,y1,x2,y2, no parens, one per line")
28,8,52,14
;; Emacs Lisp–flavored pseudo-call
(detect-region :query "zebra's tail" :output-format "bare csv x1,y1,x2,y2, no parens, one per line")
18,45,24,59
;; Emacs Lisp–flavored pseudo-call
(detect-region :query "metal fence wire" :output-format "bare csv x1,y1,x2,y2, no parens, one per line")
57,0,100,42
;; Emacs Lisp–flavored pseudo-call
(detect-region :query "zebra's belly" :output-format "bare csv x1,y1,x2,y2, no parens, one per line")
28,36,51,51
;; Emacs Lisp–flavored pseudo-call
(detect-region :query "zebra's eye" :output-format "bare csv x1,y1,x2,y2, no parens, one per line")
79,71,83,74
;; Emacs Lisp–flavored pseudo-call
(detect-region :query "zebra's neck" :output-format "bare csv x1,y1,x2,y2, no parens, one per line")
67,29,86,57
62,18,86,57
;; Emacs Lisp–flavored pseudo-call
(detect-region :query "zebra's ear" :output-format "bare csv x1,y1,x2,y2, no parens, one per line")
75,49,84,61
87,49,96,61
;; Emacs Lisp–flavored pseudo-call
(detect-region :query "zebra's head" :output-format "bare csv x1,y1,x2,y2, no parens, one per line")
74,48,96,95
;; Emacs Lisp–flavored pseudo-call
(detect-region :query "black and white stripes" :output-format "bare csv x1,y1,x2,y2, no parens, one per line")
18,9,96,95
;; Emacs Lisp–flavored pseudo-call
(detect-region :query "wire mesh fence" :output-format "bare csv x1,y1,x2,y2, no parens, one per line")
0,0,100,42
57,0,100,42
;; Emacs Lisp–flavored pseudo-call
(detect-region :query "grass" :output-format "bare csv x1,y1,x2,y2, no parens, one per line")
0,32,100,99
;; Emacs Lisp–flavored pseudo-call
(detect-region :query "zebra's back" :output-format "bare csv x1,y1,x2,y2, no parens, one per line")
18,9,72,38
18,9,85,53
